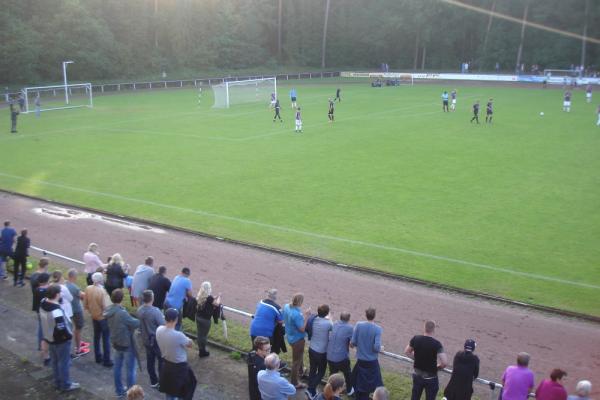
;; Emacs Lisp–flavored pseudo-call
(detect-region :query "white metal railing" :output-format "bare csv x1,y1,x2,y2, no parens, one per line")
31,244,517,399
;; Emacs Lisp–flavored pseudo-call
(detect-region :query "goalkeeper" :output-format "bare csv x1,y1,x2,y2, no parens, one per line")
273,99,282,122
10,97,19,133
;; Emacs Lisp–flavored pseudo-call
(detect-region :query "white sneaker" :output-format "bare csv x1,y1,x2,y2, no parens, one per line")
63,382,81,392
347,387,354,396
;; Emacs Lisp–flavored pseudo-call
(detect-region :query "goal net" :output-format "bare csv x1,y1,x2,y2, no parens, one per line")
212,77,276,108
22,83,93,114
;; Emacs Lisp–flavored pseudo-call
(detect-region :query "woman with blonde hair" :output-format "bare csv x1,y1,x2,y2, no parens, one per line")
315,373,345,400
83,243,106,285
105,253,129,296
195,281,221,357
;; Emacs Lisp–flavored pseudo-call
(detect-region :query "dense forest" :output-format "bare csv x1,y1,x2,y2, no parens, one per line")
1,0,598,85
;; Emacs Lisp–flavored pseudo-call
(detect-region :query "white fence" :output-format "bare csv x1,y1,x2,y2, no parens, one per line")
30,244,520,400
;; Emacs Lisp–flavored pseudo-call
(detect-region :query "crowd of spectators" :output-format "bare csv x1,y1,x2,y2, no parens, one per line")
0,221,595,400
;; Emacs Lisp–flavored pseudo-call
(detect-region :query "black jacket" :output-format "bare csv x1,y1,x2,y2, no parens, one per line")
159,360,197,400
148,273,171,309
271,323,287,354
105,263,127,293
14,235,30,258
443,351,480,400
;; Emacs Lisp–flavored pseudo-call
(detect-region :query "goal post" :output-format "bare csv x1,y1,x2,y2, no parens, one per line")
211,77,277,108
21,83,93,114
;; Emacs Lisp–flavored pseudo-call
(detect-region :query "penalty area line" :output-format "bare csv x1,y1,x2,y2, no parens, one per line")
0,171,596,290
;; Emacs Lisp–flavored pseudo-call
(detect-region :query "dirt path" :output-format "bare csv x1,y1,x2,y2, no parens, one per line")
1,191,599,396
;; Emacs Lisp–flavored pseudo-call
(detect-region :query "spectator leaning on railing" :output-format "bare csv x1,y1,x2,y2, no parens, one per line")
351,307,384,400
306,304,333,399
536,369,568,400
83,243,106,285
195,281,221,358
501,352,535,400
131,256,155,307
164,267,193,331
250,288,284,348
443,339,479,400
148,265,171,310
405,320,448,400
105,253,129,296
282,293,312,389
327,311,354,397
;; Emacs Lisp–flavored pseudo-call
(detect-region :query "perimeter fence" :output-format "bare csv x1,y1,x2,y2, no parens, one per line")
29,244,522,400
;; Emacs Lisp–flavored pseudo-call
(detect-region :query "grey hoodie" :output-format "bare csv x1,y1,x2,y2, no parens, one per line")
131,265,154,299
104,304,140,350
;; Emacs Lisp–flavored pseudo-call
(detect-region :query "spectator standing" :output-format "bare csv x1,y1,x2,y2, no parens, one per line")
138,289,165,388
148,266,171,309
66,268,90,357
131,256,155,307
104,289,140,398
12,228,30,287
127,385,145,400
567,380,592,400
257,353,296,400
83,243,106,286
443,339,480,400
33,271,51,365
34,93,41,117
105,253,129,296
405,320,448,400
249,336,271,400
536,369,568,400
156,308,197,400
282,293,311,389
306,304,333,398
39,284,80,392
195,281,221,357
351,307,384,400
250,288,283,345
0,220,17,280
84,272,113,367
164,267,193,331
501,352,535,400
373,387,390,400
10,98,19,133
30,258,49,309
314,373,345,400
51,270,74,328
327,312,354,396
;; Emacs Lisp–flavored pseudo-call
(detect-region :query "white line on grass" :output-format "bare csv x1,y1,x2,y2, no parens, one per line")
0,171,597,290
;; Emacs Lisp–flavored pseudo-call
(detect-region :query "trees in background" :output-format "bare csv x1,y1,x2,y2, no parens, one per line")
1,0,598,84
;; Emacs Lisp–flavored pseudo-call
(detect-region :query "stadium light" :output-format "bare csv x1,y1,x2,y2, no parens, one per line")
62,60,74,105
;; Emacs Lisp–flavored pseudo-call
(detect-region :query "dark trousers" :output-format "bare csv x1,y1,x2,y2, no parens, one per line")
328,359,352,394
411,374,439,400
196,317,211,354
11,114,18,132
86,273,93,286
92,319,111,364
145,342,163,385
308,349,327,394
12,255,26,284
470,114,479,123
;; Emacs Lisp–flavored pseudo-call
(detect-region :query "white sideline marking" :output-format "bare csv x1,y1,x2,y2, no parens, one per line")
0,171,597,290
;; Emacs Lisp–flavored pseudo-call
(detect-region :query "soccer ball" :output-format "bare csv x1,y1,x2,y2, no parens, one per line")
540,112,544,116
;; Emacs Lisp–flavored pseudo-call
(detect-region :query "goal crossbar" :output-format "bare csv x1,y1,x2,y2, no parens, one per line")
212,77,276,108
22,83,93,114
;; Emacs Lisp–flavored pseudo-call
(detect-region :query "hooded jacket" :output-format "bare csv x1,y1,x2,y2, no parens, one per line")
131,264,154,299
39,298,72,344
104,303,140,350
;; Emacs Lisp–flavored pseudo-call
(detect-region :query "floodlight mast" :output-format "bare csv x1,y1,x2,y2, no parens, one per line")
62,61,74,104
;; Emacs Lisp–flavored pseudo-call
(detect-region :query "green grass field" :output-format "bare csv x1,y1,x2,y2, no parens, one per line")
1,79,599,316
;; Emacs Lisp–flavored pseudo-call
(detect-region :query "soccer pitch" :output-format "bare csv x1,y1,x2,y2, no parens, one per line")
1,80,599,316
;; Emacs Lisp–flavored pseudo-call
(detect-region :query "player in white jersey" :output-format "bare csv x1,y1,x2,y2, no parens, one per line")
450,89,457,111
295,108,302,133
597,104,600,126
563,91,572,112
586,85,592,103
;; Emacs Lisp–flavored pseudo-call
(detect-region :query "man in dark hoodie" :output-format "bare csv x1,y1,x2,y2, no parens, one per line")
40,284,80,392
104,289,141,398
443,339,480,400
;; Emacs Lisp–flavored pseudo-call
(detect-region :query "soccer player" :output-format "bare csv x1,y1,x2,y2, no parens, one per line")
450,89,457,111
586,85,592,104
295,107,302,133
290,88,297,108
597,104,600,126
34,94,41,118
335,88,341,102
9,98,19,133
270,92,276,108
442,91,449,112
485,98,493,123
328,99,334,122
273,99,282,122
197,87,202,105
563,91,572,112
470,100,480,124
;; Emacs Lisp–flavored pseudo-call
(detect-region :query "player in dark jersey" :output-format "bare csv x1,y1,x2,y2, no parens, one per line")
563,91,572,112
470,100,480,124
450,89,457,111
586,85,592,103
485,98,493,123
328,99,335,122
442,91,449,112
335,88,341,102
273,99,282,122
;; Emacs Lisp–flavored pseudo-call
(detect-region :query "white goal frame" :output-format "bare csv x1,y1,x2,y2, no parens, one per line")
21,83,93,113
212,77,277,108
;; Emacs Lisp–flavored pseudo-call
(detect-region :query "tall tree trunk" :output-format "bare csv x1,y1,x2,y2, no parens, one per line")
515,0,529,73
581,0,589,69
413,30,420,70
421,45,426,70
154,0,159,49
480,0,497,71
321,0,331,68
277,0,283,61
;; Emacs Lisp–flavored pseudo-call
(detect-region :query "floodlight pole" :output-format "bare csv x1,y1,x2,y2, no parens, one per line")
63,61,74,105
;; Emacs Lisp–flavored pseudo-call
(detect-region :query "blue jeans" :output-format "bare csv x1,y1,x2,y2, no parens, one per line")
411,374,439,400
92,319,111,364
145,342,163,385
114,347,137,396
166,396,181,400
49,340,73,390
0,254,6,278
